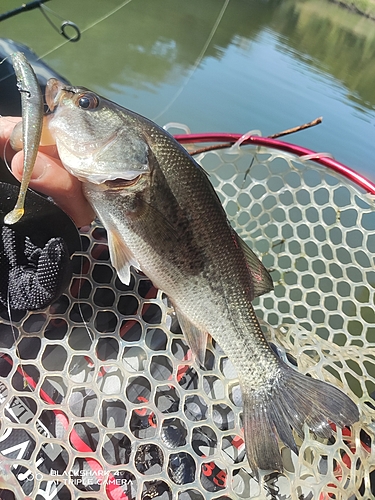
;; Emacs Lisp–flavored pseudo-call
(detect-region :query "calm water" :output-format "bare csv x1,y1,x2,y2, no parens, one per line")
1,0,375,180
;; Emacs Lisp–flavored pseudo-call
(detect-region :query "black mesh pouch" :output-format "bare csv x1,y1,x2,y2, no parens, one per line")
0,226,71,310
0,182,81,311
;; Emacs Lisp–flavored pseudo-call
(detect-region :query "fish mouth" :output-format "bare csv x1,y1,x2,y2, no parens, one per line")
45,78,121,161
45,78,71,112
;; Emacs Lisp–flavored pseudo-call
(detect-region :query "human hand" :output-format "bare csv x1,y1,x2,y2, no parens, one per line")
0,116,96,227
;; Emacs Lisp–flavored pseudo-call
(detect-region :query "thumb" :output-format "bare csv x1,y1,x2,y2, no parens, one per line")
11,150,47,181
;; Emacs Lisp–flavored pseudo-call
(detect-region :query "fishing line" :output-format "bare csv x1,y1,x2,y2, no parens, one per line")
6,289,28,389
0,0,134,86
152,0,231,121
38,0,134,60
2,138,15,178
39,3,81,42
75,253,95,346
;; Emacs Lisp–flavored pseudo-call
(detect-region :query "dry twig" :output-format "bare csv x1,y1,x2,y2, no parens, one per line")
190,116,323,156
268,116,322,139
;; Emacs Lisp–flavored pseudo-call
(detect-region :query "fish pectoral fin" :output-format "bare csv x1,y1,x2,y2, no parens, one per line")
242,361,359,477
175,308,209,367
106,225,140,285
235,231,274,298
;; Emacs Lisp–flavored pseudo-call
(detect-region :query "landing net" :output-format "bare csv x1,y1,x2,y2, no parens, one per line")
0,132,374,500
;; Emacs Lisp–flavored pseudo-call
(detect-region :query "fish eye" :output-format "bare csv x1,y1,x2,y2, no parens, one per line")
76,93,99,110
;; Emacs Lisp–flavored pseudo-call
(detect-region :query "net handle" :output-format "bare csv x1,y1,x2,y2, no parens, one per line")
175,133,375,195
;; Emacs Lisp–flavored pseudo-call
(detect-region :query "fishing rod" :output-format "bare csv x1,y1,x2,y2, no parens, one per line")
0,0,52,22
0,0,81,41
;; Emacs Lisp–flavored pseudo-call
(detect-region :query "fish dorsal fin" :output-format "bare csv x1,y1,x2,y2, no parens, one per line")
175,307,209,367
106,224,140,285
235,231,274,298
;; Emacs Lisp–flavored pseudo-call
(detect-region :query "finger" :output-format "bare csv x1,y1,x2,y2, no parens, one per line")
11,151,96,227
0,116,21,161
39,144,60,158
0,116,60,159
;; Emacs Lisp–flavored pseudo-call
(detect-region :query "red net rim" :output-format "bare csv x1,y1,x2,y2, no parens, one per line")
175,133,375,195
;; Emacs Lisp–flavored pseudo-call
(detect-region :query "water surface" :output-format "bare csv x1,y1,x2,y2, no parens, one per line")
1,0,374,180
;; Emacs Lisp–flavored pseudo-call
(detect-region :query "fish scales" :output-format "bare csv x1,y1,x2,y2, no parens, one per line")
87,125,278,377
148,128,280,372
44,78,360,476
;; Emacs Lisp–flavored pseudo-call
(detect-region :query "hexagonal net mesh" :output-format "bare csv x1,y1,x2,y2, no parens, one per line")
0,136,374,500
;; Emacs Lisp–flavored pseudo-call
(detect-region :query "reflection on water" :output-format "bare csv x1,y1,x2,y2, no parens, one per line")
272,0,375,113
0,0,374,177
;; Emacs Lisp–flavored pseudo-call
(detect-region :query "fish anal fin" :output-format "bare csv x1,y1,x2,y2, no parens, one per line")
235,231,273,298
175,308,209,367
106,225,140,285
241,361,359,477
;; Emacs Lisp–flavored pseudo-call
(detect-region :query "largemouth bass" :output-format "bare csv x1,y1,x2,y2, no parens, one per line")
45,78,359,475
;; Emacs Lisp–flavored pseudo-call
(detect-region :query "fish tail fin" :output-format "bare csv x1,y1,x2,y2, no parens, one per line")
242,362,359,476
